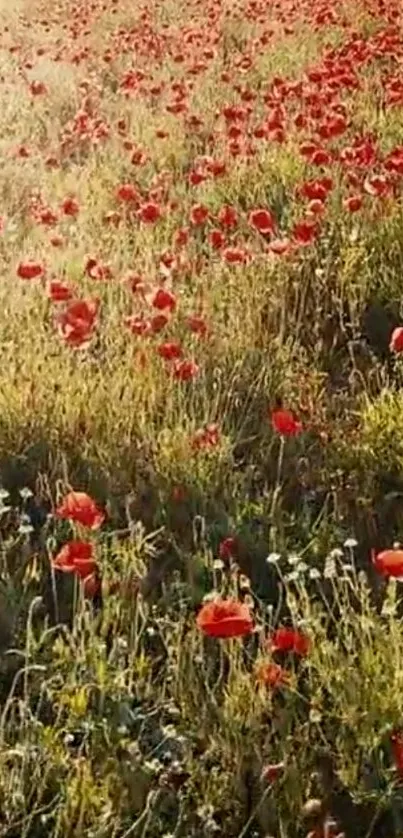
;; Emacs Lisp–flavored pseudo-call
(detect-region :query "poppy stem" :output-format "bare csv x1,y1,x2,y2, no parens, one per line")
269,436,285,552
235,783,273,838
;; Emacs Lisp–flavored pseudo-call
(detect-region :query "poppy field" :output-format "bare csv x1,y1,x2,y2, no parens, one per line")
5,0,403,834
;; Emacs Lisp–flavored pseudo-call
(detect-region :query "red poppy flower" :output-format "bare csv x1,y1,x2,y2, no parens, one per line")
56,491,105,529
186,314,207,336
222,246,249,264
209,229,226,249
269,627,310,657
189,170,207,186
56,298,98,348
173,227,189,248
364,175,390,197
271,408,302,436
255,661,290,689
390,327,403,353
299,180,329,202
197,598,254,638
311,148,332,166
343,195,363,213
218,204,238,228
373,549,403,578
62,197,79,216
151,288,176,312
148,315,168,334
190,204,209,225
249,208,275,235
173,359,199,381
38,208,58,227
307,199,326,217
116,183,139,203
17,260,44,280
48,280,73,303
158,341,183,361
138,202,162,223
125,316,151,336
53,540,96,580
85,257,112,281
292,220,319,246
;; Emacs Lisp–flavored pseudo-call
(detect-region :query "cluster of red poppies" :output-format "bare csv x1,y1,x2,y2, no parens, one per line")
7,0,403,391
53,491,104,596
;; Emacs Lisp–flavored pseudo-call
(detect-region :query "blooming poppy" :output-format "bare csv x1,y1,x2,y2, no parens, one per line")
299,179,331,202
173,359,199,381
190,204,209,225
150,313,169,333
189,170,207,186
116,183,139,203
218,204,238,228
209,229,226,249
48,280,73,303
56,298,98,348
38,207,58,226
186,314,207,336
269,626,310,657
138,202,161,223
390,327,403,353
173,227,189,247
311,148,332,166
255,661,290,689
151,288,176,312
271,408,302,436
222,246,249,264
248,208,275,235
56,491,105,529
343,195,363,213
125,316,151,336
158,341,183,361
307,199,326,217
364,175,390,197
373,549,403,578
17,260,44,280
196,598,254,638
85,257,112,281
53,540,96,580
292,220,319,246
61,197,79,216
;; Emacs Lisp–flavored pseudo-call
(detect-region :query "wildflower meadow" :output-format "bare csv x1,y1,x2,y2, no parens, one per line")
3,0,403,835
